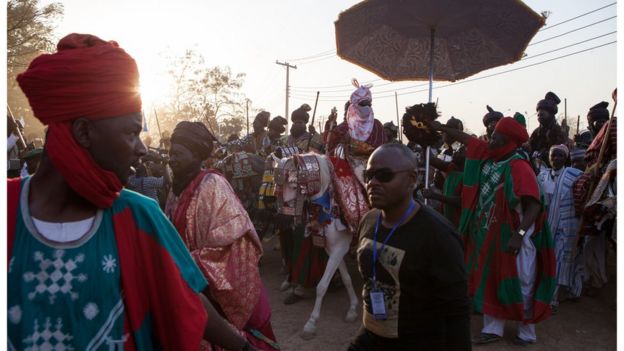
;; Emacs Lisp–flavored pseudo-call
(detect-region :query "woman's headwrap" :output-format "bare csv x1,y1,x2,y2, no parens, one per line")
346,79,375,141
16,33,142,208
549,144,569,157
446,116,464,131
291,104,311,124
171,121,215,160
254,111,271,127
493,116,529,146
268,116,288,134
587,101,609,122
536,91,561,115
383,121,398,132
482,105,503,126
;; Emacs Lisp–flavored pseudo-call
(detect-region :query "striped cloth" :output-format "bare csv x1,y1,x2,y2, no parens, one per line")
541,167,584,299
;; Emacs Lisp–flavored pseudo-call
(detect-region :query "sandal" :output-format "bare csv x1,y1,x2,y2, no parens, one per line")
472,333,502,345
512,336,536,346
283,292,304,305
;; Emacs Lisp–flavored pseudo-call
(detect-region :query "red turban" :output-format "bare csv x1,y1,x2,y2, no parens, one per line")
17,33,141,123
16,33,142,208
494,117,529,146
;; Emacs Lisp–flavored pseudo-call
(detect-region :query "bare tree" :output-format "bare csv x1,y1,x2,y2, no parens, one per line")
157,50,247,140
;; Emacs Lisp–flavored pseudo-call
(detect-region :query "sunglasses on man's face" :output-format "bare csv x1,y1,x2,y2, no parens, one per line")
358,100,371,107
363,168,412,183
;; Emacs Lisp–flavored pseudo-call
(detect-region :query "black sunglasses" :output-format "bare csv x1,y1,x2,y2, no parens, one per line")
363,168,412,183
358,100,372,107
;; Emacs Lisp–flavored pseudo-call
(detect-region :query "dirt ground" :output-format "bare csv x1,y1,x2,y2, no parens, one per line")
260,238,616,351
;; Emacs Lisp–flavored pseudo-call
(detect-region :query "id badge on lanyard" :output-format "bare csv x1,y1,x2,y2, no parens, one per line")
370,289,387,320
370,201,415,321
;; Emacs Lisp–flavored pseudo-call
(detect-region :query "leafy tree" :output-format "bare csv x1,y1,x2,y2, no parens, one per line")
7,0,64,139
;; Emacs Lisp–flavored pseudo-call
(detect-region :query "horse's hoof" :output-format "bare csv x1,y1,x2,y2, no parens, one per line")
300,329,316,340
345,309,358,322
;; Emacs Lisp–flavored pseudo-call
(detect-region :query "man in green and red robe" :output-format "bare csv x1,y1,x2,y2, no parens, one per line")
430,115,555,346
9,33,254,351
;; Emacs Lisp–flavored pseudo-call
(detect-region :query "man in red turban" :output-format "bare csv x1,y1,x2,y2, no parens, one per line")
429,115,555,346
9,33,255,351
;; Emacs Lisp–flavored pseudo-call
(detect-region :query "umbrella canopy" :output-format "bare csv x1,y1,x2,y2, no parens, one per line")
335,0,545,82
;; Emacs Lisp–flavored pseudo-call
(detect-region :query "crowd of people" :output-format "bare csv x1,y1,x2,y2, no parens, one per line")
7,33,617,351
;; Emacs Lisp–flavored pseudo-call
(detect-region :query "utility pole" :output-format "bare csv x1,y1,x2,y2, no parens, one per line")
276,60,297,135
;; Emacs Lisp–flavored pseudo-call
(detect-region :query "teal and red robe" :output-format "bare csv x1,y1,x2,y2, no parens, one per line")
8,177,208,350
458,138,556,323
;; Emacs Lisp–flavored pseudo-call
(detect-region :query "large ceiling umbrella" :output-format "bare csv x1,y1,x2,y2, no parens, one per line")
335,0,545,102
335,0,545,193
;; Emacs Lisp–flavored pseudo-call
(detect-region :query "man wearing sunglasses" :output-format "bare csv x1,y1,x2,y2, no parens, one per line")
349,143,470,351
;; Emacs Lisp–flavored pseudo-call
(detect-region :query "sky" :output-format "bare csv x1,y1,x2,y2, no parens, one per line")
39,0,618,136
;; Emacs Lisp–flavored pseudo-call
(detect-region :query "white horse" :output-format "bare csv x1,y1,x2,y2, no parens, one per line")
277,153,359,339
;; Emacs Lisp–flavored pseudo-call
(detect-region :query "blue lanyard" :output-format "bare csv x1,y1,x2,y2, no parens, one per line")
372,201,416,289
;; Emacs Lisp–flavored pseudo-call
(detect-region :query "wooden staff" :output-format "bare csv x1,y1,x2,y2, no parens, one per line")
305,91,320,152
7,105,27,150
153,109,163,140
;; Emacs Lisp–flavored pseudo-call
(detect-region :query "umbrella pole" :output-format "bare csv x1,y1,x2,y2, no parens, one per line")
395,91,401,142
428,27,435,103
425,27,435,204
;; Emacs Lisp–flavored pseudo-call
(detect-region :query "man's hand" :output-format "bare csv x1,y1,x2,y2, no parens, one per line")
308,125,317,134
421,188,436,199
8,117,18,135
506,232,523,255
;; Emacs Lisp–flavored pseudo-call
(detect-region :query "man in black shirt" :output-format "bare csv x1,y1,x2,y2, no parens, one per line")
349,143,471,351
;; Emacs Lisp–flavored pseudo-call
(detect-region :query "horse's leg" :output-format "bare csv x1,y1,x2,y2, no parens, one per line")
301,227,351,339
300,250,343,339
337,259,359,322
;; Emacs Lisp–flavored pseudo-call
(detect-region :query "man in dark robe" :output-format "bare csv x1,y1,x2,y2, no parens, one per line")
528,92,568,170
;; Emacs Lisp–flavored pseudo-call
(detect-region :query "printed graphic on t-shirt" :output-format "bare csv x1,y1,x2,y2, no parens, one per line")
358,238,405,338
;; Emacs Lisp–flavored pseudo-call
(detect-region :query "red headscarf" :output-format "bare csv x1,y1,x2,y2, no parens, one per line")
489,116,529,161
17,33,142,208
494,117,529,146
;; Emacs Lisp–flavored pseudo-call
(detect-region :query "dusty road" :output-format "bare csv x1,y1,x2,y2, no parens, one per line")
260,238,616,351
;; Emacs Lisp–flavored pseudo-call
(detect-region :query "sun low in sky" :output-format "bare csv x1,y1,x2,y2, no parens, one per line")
41,0,618,136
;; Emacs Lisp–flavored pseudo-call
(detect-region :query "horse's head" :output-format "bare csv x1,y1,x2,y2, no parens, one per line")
275,153,331,204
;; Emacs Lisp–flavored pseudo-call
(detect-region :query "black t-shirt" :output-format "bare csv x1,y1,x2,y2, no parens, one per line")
356,202,470,350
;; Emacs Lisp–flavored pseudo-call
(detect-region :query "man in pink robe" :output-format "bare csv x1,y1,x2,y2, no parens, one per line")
165,121,279,350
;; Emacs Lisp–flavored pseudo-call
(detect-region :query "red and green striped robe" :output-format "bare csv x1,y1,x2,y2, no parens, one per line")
8,177,209,350
458,138,556,323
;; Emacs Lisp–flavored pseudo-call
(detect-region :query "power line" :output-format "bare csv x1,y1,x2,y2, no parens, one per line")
294,53,338,64
291,41,616,102
522,31,615,60
286,50,335,62
540,2,616,31
529,15,616,46
392,41,616,98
